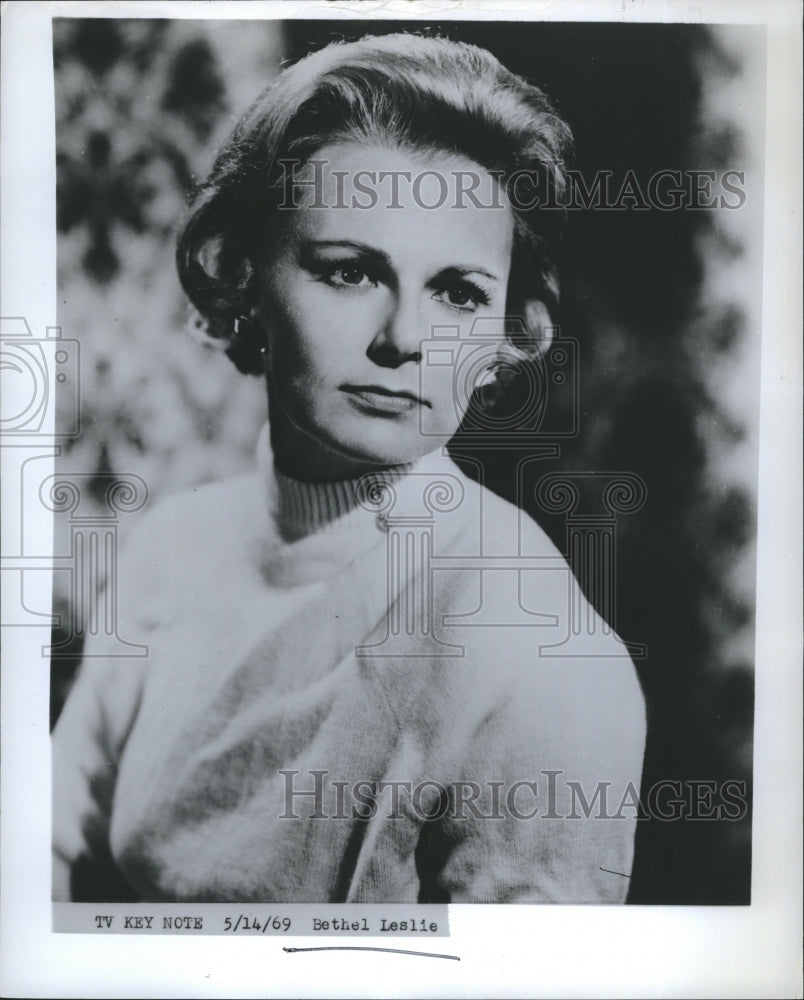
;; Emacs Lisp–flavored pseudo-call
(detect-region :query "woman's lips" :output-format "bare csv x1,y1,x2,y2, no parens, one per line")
341,385,430,414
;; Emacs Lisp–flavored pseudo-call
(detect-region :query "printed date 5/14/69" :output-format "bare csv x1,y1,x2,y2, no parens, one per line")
223,915,292,933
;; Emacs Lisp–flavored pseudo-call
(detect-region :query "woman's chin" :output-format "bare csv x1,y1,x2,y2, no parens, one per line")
271,403,450,477
318,436,437,472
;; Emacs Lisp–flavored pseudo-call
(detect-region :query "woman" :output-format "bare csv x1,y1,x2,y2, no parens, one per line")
53,32,646,903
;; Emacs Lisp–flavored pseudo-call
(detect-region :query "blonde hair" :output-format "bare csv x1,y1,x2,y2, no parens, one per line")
176,32,573,374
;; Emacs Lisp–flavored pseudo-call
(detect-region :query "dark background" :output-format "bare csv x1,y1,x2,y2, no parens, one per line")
53,17,763,904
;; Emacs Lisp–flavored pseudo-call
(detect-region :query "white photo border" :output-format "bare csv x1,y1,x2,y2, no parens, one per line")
1,1,801,996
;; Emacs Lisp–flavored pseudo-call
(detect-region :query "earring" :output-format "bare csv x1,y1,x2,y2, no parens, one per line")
220,314,268,376
233,314,261,339
233,315,268,354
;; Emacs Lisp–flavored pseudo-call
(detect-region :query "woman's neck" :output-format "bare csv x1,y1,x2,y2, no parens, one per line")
267,392,405,484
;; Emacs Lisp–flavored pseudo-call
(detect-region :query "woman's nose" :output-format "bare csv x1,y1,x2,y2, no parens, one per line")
367,291,423,368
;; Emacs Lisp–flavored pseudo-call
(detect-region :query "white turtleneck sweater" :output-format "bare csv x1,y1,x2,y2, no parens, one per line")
52,428,646,903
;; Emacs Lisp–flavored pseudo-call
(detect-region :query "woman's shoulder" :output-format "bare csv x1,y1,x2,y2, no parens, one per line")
116,470,266,579
426,468,646,734
138,469,261,522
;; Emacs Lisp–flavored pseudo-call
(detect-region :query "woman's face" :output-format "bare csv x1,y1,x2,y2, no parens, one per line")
256,142,514,480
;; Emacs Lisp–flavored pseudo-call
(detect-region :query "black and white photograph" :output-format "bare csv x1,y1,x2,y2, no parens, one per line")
0,1,801,997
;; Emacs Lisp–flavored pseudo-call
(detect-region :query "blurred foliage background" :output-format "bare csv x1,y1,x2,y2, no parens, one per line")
53,17,763,904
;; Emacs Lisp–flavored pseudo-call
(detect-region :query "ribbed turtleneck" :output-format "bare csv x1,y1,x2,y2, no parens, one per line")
272,464,413,542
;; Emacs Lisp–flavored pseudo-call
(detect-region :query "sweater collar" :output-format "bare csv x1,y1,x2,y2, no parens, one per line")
256,424,415,542
272,463,415,542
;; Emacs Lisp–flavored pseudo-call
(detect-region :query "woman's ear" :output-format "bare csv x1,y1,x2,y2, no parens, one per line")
522,298,555,358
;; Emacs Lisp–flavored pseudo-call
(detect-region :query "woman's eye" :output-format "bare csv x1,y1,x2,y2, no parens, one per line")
435,283,489,312
446,287,472,306
326,265,375,288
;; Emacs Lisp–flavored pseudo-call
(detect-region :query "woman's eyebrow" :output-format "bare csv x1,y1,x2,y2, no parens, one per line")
301,239,391,264
435,265,502,283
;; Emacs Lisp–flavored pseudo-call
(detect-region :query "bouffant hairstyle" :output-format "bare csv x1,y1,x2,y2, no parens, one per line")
176,32,573,375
